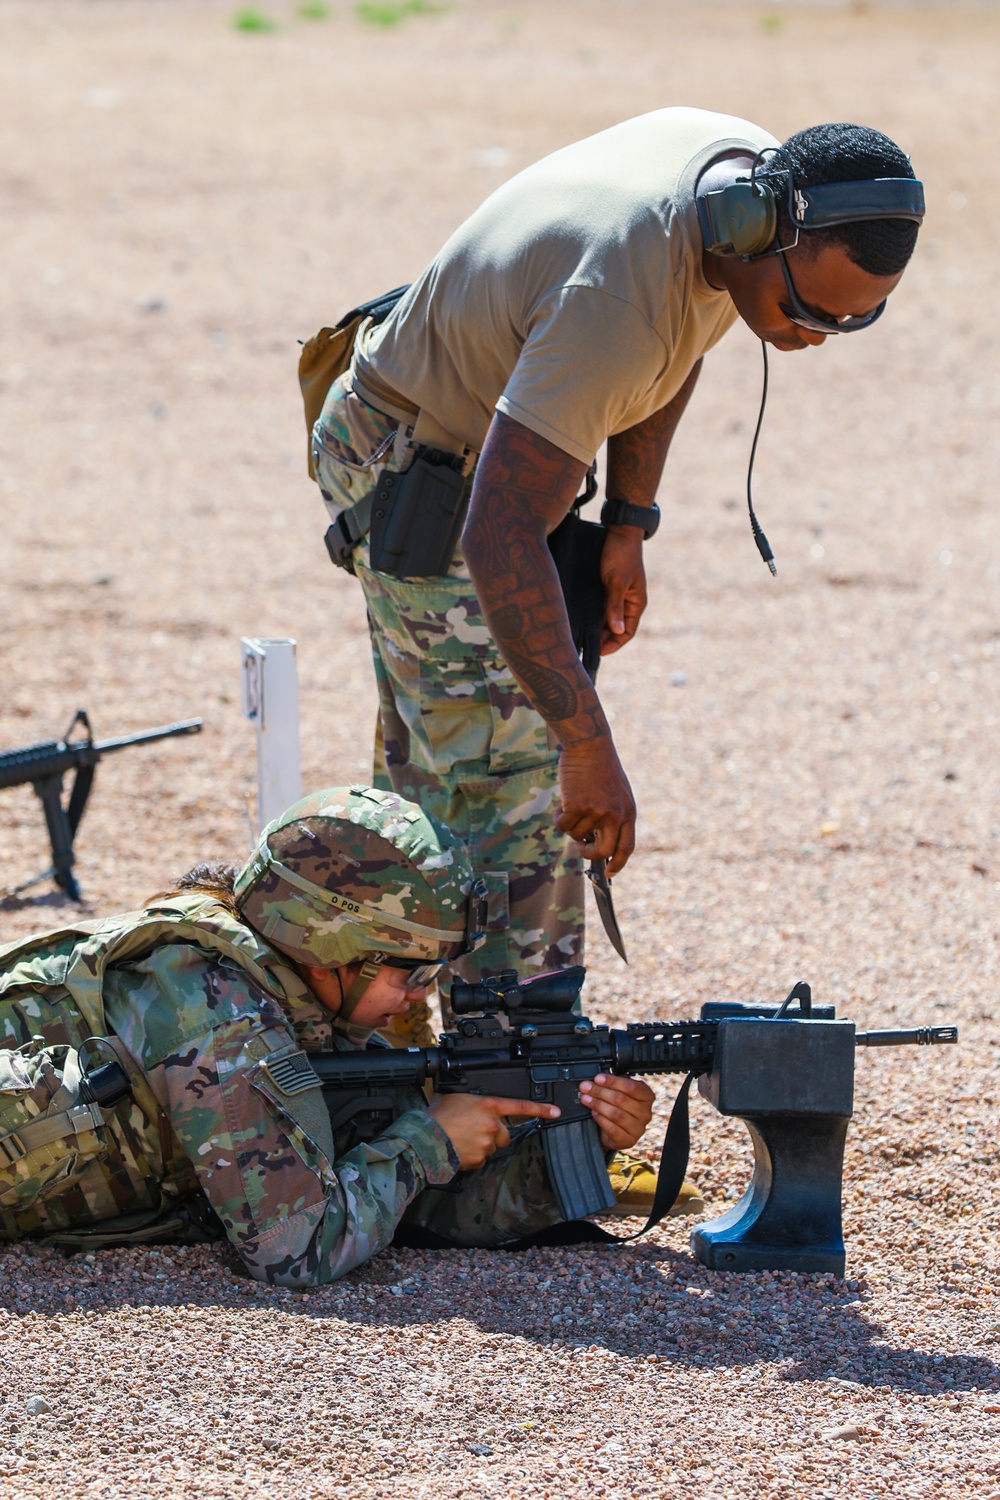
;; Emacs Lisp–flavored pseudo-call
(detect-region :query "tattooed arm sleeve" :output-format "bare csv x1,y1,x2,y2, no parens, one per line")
462,412,606,748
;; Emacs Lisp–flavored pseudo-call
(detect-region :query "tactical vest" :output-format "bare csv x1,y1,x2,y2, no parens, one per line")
0,894,304,1247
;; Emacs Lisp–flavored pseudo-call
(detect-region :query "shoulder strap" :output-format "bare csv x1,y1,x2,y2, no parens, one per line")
0,1100,104,1171
333,284,410,333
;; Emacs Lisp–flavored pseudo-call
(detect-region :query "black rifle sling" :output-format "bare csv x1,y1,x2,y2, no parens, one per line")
392,1071,696,1253
64,710,97,837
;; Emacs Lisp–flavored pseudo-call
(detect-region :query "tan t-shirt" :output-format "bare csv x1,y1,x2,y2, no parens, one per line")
356,107,779,465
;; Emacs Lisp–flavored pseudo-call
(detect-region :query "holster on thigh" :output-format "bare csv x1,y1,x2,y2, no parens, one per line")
368,449,470,578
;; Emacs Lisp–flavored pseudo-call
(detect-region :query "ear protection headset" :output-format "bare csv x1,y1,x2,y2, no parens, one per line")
699,148,926,578
698,146,926,259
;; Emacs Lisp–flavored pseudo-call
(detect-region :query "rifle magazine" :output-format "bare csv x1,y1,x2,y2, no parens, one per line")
542,1117,615,1221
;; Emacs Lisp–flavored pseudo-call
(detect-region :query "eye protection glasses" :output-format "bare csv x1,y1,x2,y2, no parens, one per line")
776,247,886,335
377,955,446,989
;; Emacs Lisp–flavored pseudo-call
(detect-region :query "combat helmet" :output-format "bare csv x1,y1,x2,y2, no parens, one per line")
234,786,486,1014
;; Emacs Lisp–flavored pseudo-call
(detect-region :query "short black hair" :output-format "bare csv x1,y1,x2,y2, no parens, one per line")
763,123,919,277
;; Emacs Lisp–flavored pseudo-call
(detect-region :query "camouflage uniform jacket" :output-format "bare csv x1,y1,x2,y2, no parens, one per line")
0,895,560,1282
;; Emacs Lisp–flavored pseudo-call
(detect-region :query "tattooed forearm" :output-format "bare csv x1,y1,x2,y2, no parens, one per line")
491,603,583,720
463,414,606,742
497,649,580,720
507,654,580,721
606,358,702,509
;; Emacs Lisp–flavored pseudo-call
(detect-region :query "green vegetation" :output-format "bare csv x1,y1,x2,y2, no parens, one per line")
233,8,279,30
759,12,783,32
297,2,332,17
354,0,447,27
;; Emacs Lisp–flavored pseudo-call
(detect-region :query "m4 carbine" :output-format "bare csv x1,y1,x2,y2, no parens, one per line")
309,967,957,1275
0,709,202,900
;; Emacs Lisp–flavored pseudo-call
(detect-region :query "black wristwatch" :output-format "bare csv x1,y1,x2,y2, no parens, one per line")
600,497,661,539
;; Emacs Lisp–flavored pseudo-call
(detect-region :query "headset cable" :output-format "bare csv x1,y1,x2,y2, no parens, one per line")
748,339,777,574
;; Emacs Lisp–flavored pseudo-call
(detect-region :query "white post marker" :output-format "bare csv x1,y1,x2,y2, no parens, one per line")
240,637,302,833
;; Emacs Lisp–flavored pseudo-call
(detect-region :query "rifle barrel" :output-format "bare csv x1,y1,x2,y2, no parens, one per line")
91,719,203,755
856,1026,958,1047
0,719,203,791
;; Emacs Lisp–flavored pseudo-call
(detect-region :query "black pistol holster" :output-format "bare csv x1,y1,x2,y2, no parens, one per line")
368,447,470,579
546,463,607,683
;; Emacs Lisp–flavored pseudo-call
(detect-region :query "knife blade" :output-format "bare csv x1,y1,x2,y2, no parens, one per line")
585,856,628,964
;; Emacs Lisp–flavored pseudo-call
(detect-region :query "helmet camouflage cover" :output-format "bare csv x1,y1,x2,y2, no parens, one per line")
233,785,475,971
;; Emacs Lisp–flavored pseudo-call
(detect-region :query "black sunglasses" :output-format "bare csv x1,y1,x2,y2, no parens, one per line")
776,248,886,335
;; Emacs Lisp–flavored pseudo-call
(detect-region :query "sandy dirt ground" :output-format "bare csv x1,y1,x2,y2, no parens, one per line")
1,1,998,1496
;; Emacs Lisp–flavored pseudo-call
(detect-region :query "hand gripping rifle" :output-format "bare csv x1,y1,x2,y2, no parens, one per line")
309,968,957,1274
0,709,202,901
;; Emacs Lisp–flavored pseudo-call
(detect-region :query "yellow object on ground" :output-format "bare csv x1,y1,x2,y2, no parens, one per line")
606,1151,705,1219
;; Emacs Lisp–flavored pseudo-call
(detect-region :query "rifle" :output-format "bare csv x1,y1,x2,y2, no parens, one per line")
309,967,957,1274
0,709,202,901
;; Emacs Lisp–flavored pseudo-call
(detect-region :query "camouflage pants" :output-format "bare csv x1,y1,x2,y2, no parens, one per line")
312,373,584,985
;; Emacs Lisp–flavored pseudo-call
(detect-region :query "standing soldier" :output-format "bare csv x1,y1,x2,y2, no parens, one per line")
307,109,922,1212
311,109,922,975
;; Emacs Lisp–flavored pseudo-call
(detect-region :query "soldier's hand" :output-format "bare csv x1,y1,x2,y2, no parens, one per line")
578,1074,654,1151
555,738,636,877
429,1094,561,1170
600,528,648,655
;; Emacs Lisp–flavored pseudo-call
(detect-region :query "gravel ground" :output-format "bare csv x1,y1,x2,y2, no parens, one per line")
1,2,998,1496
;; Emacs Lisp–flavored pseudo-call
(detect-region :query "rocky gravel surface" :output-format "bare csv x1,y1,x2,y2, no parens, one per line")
1,2,999,1497
1,1237,999,1499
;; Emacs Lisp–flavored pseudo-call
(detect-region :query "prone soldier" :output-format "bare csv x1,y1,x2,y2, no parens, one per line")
0,787,655,1281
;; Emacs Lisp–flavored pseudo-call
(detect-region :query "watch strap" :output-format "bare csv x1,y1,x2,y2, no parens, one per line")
600,497,660,539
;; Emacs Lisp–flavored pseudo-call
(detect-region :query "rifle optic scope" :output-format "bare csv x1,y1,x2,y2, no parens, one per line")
450,966,584,1016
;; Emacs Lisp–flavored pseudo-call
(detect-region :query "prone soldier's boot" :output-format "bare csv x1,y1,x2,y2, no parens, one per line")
606,1150,705,1219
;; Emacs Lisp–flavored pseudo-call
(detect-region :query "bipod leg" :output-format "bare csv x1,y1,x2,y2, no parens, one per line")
32,774,82,901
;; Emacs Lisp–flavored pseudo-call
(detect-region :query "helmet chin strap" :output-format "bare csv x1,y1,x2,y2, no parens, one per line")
339,960,383,1020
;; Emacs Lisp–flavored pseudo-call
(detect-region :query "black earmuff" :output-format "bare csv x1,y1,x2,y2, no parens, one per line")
698,146,926,259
